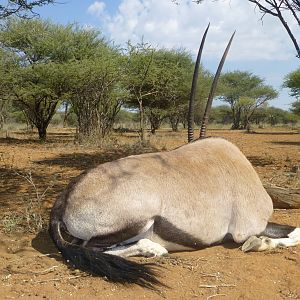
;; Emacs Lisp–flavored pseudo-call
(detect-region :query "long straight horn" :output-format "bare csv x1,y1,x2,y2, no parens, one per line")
187,23,210,143
199,31,235,139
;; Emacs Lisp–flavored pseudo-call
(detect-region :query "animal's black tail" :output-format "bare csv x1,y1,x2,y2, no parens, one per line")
261,222,296,238
49,217,162,289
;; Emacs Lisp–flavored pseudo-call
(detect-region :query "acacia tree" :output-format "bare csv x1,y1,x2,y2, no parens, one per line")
219,71,278,129
142,49,194,133
290,100,300,114
0,19,76,140
0,49,17,128
209,105,233,124
250,105,298,125
284,68,300,98
66,50,125,143
128,48,212,134
149,49,212,132
124,42,156,142
0,0,55,19
284,68,300,115
12,62,68,140
0,19,111,140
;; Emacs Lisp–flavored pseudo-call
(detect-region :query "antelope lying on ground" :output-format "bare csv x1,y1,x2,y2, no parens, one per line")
49,26,300,288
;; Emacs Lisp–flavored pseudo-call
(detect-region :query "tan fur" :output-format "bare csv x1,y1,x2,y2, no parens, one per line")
57,137,273,250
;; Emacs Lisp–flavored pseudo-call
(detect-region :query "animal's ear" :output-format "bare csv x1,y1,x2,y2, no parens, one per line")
199,31,235,140
187,23,210,143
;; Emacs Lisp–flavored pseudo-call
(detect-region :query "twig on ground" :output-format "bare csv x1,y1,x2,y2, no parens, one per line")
200,284,236,288
4,265,60,276
33,265,59,275
8,253,58,263
27,274,88,284
14,171,52,202
200,272,220,278
195,257,208,262
207,293,226,299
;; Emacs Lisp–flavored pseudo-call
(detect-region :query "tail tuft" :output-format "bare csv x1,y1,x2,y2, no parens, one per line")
49,218,164,289
62,245,162,289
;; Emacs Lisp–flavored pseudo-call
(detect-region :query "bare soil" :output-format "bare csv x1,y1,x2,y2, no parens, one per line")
0,128,299,300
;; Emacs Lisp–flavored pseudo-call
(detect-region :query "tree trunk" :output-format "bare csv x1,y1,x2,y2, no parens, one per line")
231,114,239,129
98,98,122,139
63,102,69,128
77,113,99,143
246,122,251,133
0,100,7,129
138,99,145,143
37,125,47,141
169,115,179,132
245,115,252,132
231,107,241,129
74,96,100,143
149,112,162,135
0,113,4,130
264,184,300,209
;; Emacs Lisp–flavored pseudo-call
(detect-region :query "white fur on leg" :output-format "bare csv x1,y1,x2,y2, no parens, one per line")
266,227,300,250
104,238,168,258
288,228,300,241
242,228,300,252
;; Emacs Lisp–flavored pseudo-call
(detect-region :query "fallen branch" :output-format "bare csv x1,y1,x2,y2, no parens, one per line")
264,184,300,209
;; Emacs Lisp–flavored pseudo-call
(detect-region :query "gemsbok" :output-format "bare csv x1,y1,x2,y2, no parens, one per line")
49,25,300,288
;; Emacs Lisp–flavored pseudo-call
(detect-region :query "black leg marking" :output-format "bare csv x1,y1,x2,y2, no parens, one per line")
86,221,149,249
260,222,296,239
153,216,206,249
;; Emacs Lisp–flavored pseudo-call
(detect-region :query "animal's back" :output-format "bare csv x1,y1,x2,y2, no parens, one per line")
61,137,273,247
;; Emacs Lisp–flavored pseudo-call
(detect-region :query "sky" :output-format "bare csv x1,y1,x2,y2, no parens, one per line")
35,0,300,110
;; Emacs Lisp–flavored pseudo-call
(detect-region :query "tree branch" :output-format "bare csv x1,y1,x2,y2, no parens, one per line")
0,0,56,19
248,0,300,58
284,0,300,25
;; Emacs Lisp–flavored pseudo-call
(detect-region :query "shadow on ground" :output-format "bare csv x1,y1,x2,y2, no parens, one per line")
0,137,41,145
0,167,48,208
251,131,299,136
271,141,300,146
36,145,158,170
31,230,60,255
247,155,274,167
0,131,75,144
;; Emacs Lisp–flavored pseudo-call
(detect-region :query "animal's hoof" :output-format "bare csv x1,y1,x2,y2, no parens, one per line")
241,236,262,252
137,239,169,257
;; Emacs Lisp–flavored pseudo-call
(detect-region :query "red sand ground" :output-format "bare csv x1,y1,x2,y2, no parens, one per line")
0,128,299,299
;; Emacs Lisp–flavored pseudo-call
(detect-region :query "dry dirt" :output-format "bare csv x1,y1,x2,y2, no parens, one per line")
0,128,300,300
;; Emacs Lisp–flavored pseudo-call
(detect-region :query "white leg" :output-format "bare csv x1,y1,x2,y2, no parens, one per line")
104,238,168,258
288,228,300,240
242,228,300,252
